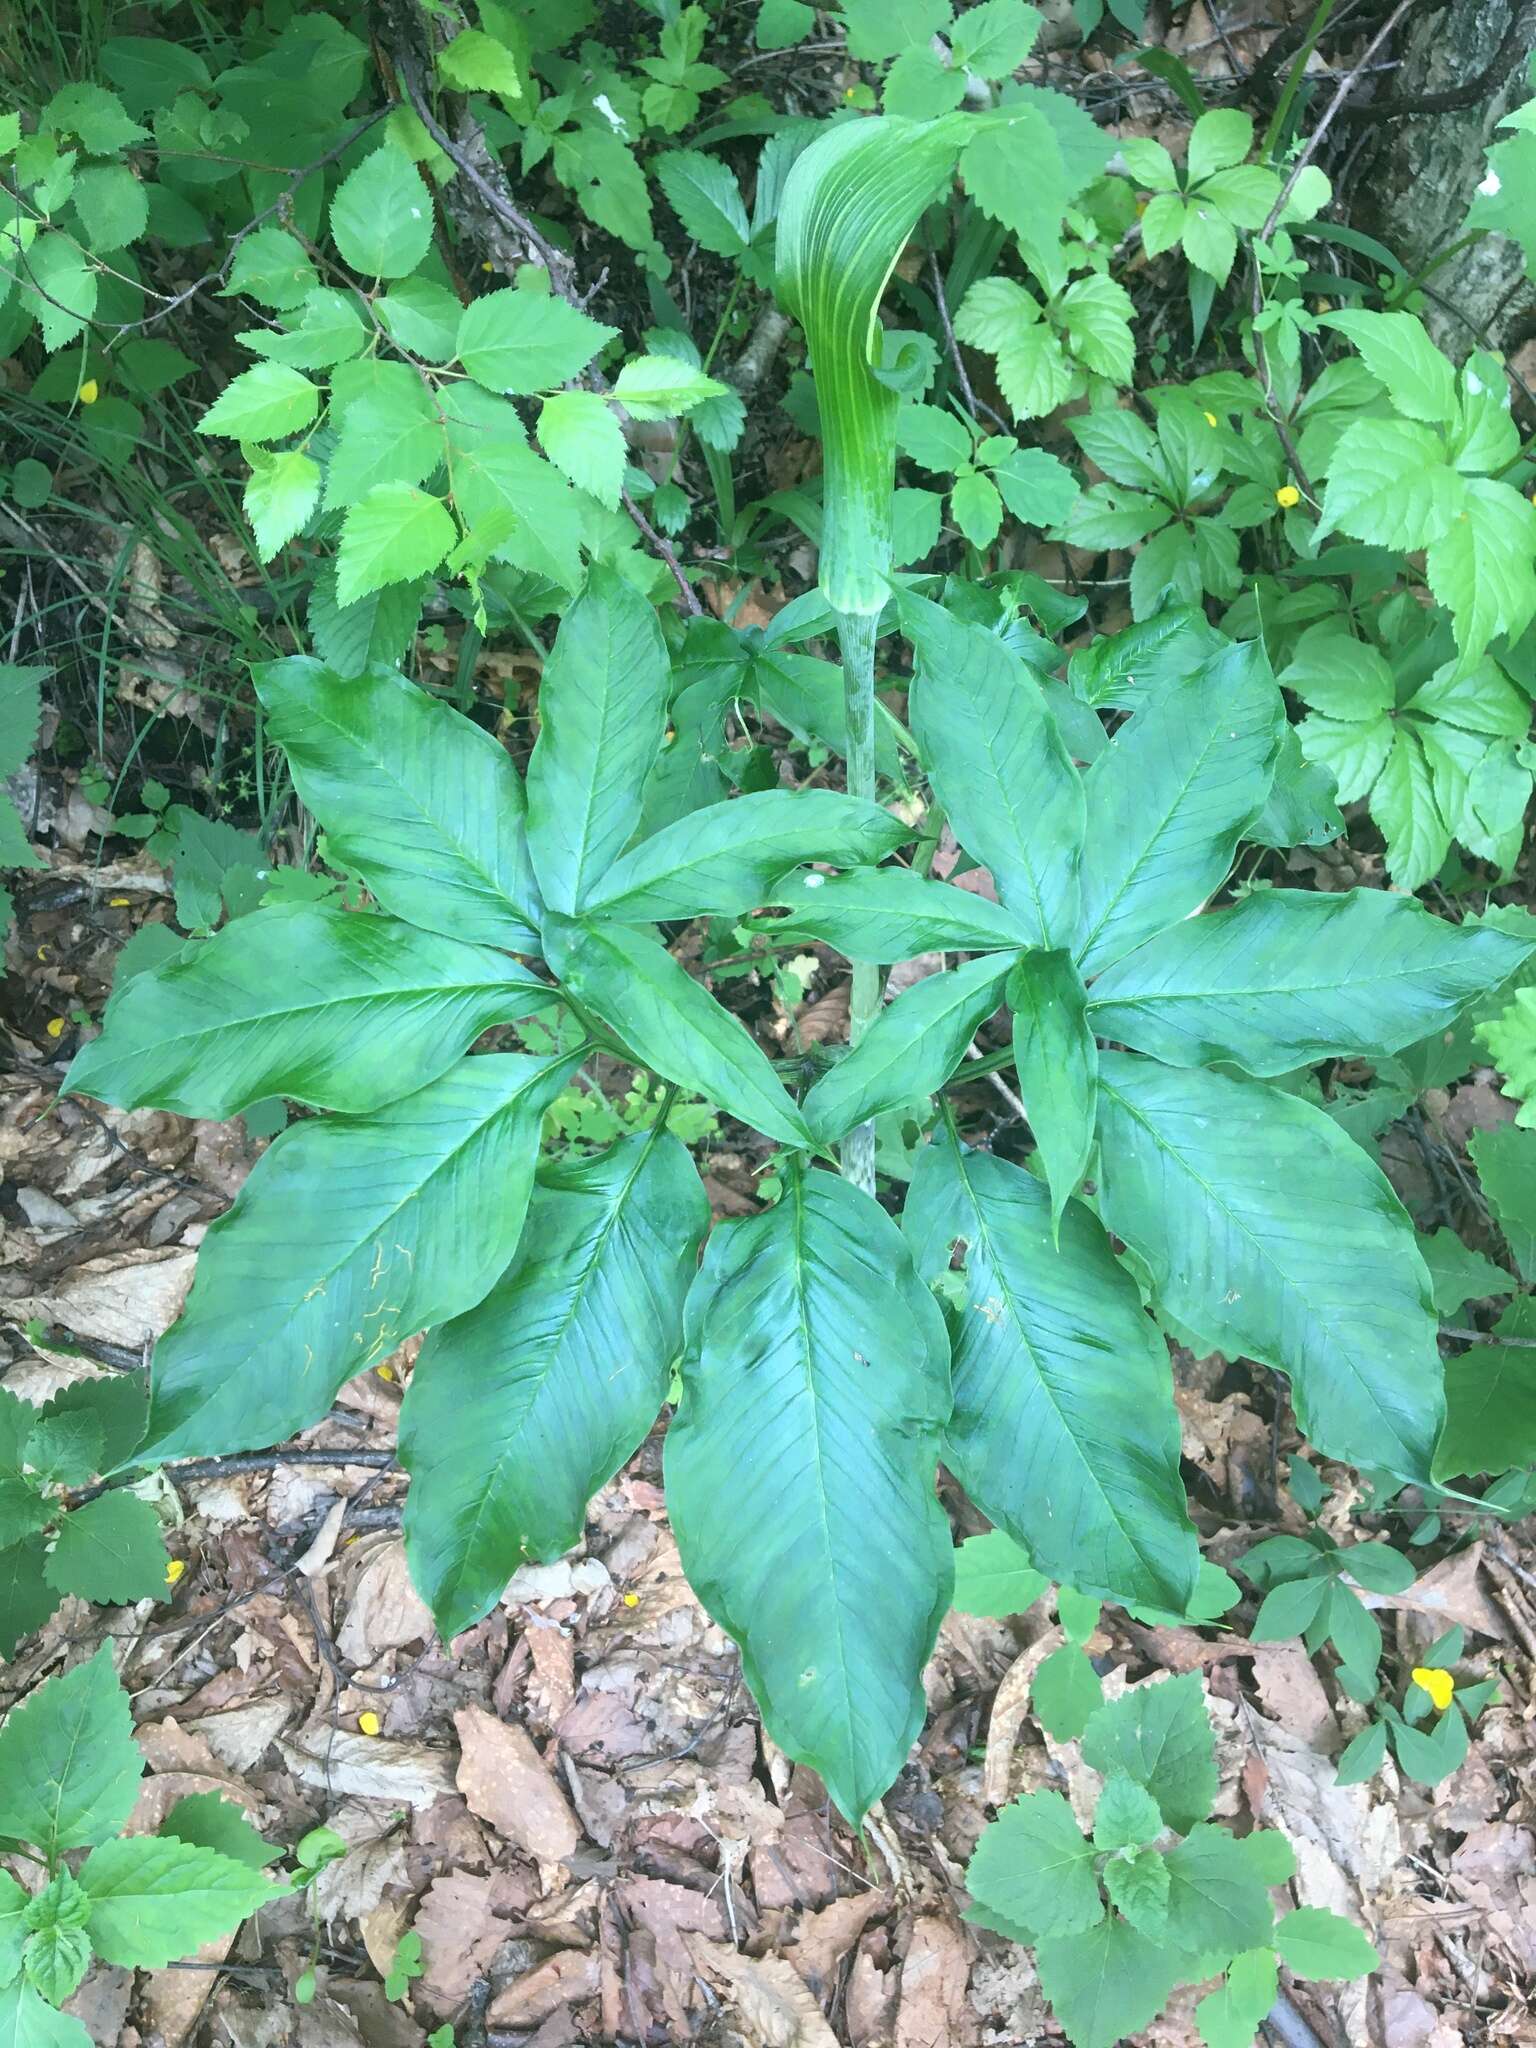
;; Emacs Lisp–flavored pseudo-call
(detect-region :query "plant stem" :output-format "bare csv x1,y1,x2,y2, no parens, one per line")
836,607,881,1193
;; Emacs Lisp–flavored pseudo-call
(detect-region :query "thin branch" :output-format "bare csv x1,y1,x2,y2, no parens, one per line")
1261,0,1423,238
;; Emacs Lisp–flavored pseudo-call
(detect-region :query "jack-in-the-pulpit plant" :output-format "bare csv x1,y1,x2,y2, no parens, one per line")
66,560,1531,1825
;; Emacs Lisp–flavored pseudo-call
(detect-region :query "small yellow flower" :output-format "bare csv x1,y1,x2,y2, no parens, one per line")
1314,299,1332,314
358,1710,382,1736
1275,484,1301,509
1203,411,1217,427
480,261,493,272
79,379,99,404
376,1362,395,1382
164,1558,186,1587
110,895,130,907
45,1018,65,1039
622,1592,640,1609
1412,1666,1454,1712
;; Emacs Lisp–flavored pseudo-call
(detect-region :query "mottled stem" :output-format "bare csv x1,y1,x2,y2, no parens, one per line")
837,607,880,1193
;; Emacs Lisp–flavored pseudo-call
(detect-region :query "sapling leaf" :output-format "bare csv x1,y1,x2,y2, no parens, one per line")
1034,1916,1185,2048
1081,1674,1217,1836
1032,1645,1104,1740
0,1647,141,1858
79,1837,284,1969
1093,1774,1164,1852
965,1790,1103,1939
950,1532,1049,1617
1273,1906,1378,1981
1196,1949,1279,2048
1104,1845,1171,1936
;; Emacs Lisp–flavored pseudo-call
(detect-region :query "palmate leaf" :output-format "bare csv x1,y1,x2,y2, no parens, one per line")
1096,1052,1443,1481
137,1055,578,1465
666,1169,953,1823
401,1132,709,1638
543,917,812,1148
585,791,911,922
763,865,1033,962
802,954,1016,1142
905,1131,1197,1610
1075,640,1282,974
254,658,542,952
0,1647,141,1858
1087,888,1532,1078
67,907,559,1119
901,592,1084,947
524,568,672,914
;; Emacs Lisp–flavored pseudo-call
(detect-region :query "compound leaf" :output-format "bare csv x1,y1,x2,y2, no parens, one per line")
665,1170,952,1823
401,1132,709,1638
137,1055,578,1464
1087,888,1531,1077
68,907,556,1119
1097,1053,1443,1482
524,568,672,914
254,658,541,952
905,1131,1196,1610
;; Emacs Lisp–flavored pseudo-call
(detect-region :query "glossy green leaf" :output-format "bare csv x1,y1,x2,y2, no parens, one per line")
543,917,811,1148
802,953,1015,1142
666,1169,952,1823
1008,949,1097,1229
1076,640,1281,973
68,907,557,1119
137,1055,577,1465
776,113,969,612
762,865,1033,961
401,1132,708,1638
254,658,541,951
586,791,910,922
901,590,1084,946
0,1647,141,1857
1096,1052,1443,1481
524,568,672,914
905,1131,1197,1610
1087,888,1531,1077
80,1838,282,1969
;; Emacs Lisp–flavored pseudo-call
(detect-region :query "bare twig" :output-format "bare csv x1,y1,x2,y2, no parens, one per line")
1260,0,1422,238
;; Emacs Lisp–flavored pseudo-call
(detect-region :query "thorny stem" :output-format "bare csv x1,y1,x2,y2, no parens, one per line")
836,607,881,1194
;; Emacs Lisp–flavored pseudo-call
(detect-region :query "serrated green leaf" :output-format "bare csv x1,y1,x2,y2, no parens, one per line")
1034,1916,1184,2048
0,1979,93,2048
440,385,586,593
244,448,320,561
1098,1053,1444,1480
666,1170,952,1823
950,1531,1049,1617
159,1792,278,1868
335,485,455,609
19,235,97,352
1188,107,1252,180
329,146,434,279
524,568,671,914
69,905,556,1120
588,791,909,922
0,1646,142,1857
537,389,624,507
1196,1949,1279,2048
240,287,366,370
906,1132,1196,1609
1081,1673,1217,1835
456,287,615,395
0,1541,58,1663
1436,1295,1536,1478
402,1132,708,1637
197,364,319,444
655,150,749,256
1321,309,1456,425
543,917,812,1147
71,163,148,254
1370,727,1450,891
0,1873,24,1988
223,227,319,311
967,1790,1102,1940
1425,476,1536,663
323,375,442,509
1087,887,1530,1078
610,354,731,419
376,278,461,362
45,1491,165,1606
1094,1774,1165,1851
952,0,1042,77
21,1412,102,1489
22,1921,89,2007
1468,1124,1536,1278
1075,640,1281,973
901,590,1084,946
0,1485,49,1553
0,667,46,780
137,1055,577,1465
80,1837,282,1969
437,26,529,104
1416,1227,1515,1317
1033,1643,1105,1739
1318,419,1464,551
253,659,541,950
1104,1844,1170,1936
1273,1905,1377,1981
41,81,147,151
803,953,1015,1140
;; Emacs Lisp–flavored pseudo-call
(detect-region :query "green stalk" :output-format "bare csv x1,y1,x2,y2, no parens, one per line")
836,606,881,1191
1262,0,1336,161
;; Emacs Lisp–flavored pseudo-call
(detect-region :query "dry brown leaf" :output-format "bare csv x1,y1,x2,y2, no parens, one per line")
1363,1543,1508,1642
485,1948,600,2027
686,1935,841,2048
788,1893,883,1998
453,1705,579,1887
983,1626,1061,1806
336,1541,434,1661
895,1916,974,2048
279,1729,455,1806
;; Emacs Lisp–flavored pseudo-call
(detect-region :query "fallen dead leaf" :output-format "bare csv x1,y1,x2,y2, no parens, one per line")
686,1934,841,2048
895,1915,975,2048
280,1729,455,1806
453,1705,580,1888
